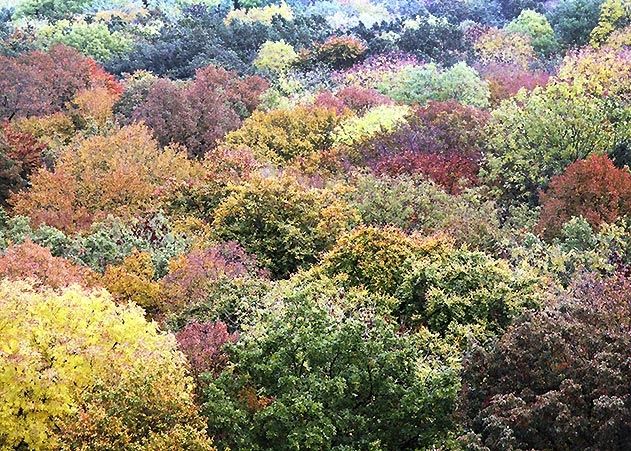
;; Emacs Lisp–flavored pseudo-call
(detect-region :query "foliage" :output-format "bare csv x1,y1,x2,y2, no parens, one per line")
345,173,504,251
314,85,393,114
474,27,536,68
131,65,268,158
0,45,111,120
483,82,624,205
14,0,93,21
0,123,45,205
100,249,163,313
380,62,490,108
505,9,558,55
459,273,631,450
548,0,603,48
333,104,410,148
309,35,367,69
161,241,268,313
397,242,542,342
175,320,238,379
225,2,294,26
36,18,133,63
0,280,213,450
254,39,298,74
396,14,466,65
480,63,549,105
0,239,95,289
360,101,488,193
537,155,631,239
321,225,421,295
202,276,459,450
590,0,631,45
212,175,360,278
225,106,341,163
11,124,204,232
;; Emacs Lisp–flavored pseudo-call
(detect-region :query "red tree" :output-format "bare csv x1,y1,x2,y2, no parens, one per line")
537,155,631,238
133,65,268,158
0,45,119,120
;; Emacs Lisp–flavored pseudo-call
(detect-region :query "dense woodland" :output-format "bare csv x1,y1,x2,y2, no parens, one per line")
0,0,631,449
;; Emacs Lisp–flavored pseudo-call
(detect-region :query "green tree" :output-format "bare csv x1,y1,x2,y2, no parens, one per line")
202,274,459,450
505,9,559,55
483,82,624,205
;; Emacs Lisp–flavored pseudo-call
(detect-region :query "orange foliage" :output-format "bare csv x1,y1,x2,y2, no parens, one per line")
11,124,205,232
0,240,96,289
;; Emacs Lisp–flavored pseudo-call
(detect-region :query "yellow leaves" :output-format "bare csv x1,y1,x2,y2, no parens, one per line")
101,250,162,312
225,2,293,26
590,0,631,46
474,28,536,69
71,87,119,129
0,280,202,449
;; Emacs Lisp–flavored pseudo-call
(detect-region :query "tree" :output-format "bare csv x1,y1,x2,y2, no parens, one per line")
397,242,541,342
590,0,631,46
0,239,95,289
505,9,558,55
224,107,341,163
547,0,603,48
0,280,213,450
132,65,268,158
0,45,117,120
381,62,490,108
459,273,631,450
202,275,459,450
11,124,204,232
537,155,631,239
321,226,422,295
211,175,359,278
483,82,623,206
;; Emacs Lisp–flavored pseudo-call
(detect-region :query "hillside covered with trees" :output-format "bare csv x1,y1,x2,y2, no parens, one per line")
1,0,631,449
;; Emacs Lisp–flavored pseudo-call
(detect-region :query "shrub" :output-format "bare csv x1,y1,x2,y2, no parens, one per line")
590,0,631,46
310,35,367,69
0,124,46,205
36,18,132,63
313,85,393,115
212,175,360,278
161,241,267,312
397,243,541,342
254,40,299,74
483,82,624,205
344,173,504,252
225,2,294,25
175,320,238,379
333,104,410,148
459,273,631,450
202,276,459,450
360,101,489,193
547,0,603,48
537,155,631,239
505,9,558,55
100,249,163,314
224,107,341,163
0,280,213,450
0,45,115,120
479,63,549,105
474,27,536,69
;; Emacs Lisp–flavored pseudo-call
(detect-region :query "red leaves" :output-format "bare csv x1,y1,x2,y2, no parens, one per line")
537,155,631,238
0,45,118,120
176,321,238,378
